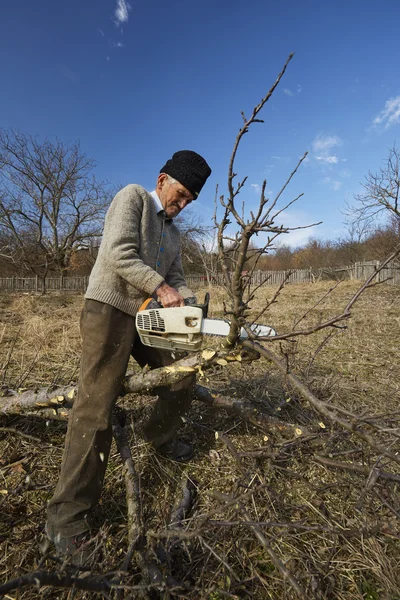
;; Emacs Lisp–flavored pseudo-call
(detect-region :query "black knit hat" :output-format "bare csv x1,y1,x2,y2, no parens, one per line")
160,150,211,199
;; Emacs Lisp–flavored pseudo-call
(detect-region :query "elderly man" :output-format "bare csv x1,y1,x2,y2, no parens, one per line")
46,150,211,557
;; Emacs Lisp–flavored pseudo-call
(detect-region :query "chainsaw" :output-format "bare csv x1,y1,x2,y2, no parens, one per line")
136,293,276,352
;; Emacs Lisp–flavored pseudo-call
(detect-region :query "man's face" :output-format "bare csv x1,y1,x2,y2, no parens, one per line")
156,173,194,218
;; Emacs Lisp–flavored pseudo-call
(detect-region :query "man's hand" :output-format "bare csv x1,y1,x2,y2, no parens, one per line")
156,282,185,307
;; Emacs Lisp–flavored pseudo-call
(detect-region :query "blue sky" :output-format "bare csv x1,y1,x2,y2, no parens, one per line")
1,0,399,247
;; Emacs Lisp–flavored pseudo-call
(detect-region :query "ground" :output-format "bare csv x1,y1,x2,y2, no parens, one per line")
0,281,399,599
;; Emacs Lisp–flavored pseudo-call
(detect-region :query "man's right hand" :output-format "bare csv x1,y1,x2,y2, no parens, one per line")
156,282,185,307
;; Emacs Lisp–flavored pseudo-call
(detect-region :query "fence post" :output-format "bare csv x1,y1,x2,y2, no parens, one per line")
375,260,380,282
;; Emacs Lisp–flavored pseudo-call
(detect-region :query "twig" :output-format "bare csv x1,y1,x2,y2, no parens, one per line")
169,477,198,529
0,569,112,597
254,246,400,341
111,410,143,560
215,431,246,475
0,426,41,443
243,340,400,467
195,384,310,438
314,455,400,483
213,491,307,599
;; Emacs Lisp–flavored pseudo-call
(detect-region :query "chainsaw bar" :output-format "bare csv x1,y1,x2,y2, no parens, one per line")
201,318,276,339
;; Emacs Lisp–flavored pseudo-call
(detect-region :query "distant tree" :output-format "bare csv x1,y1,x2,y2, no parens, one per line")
291,238,335,269
332,222,370,266
364,217,400,261
175,212,218,283
0,129,112,289
351,145,400,227
272,244,294,270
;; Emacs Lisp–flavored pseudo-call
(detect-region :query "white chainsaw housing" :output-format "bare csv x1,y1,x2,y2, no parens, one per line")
136,306,203,351
136,305,276,352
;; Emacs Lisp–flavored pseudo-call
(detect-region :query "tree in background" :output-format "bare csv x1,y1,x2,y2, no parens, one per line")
175,212,219,284
0,129,112,289
351,145,400,226
363,216,400,260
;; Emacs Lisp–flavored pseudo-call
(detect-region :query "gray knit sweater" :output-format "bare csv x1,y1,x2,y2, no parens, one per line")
85,184,193,316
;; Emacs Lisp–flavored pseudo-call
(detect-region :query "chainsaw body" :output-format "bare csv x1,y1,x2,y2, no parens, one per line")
136,304,204,351
135,293,276,352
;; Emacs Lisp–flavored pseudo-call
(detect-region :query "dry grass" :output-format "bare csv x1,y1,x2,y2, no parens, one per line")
0,282,399,599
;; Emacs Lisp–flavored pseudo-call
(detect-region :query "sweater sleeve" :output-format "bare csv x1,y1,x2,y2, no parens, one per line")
105,186,164,295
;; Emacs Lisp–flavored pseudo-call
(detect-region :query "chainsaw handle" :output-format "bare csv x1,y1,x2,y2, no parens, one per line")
139,292,210,317
185,292,209,318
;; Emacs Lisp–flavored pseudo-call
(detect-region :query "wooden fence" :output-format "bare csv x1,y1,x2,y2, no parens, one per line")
0,276,89,293
185,269,314,287
0,261,399,292
347,261,400,284
187,261,400,287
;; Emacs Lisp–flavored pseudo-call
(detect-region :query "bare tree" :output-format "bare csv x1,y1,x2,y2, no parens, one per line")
0,129,112,288
351,145,400,226
214,54,322,344
175,212,219,285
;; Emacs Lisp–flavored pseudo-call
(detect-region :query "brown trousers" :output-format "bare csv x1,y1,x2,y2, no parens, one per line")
47,299,194,538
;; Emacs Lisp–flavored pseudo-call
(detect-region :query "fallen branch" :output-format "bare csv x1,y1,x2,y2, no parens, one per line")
0,426,41,443
215,431,246,474
314,455,400,483
0,569,111,597
0,372,309,447
111,409,166,598
0,569,189,598
0,351,221,416
195,384,311,438
255,245,400,342
169,477,198,530
212,491,307,599
112,409,143,548
244,341,400,467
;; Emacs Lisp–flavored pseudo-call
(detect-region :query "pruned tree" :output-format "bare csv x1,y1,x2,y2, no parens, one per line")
214,54,322,345
0,129,112,289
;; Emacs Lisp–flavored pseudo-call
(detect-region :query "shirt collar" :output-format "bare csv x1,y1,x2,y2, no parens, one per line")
150,190,164,214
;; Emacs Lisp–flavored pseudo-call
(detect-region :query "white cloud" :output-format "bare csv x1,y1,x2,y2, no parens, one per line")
323,177,342,191
114,0,131,25
283,88,293,96
276,229,314,247
99,29,104,37
312,134,342,153
274,209,322,247
250,183,274,196
297,84,303,93
372,95,400,130
311,133,344,166
316,155,339,164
